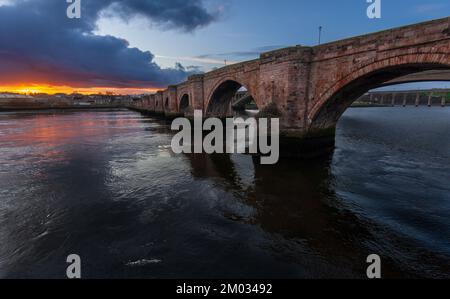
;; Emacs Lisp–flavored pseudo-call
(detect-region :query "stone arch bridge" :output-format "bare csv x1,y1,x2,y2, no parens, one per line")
133,17,450,154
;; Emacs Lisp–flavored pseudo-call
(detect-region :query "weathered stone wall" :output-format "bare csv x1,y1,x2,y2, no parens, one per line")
308,17,450,130
131,17,450,139
148,94,156,111
155,91,164,113
185,75,202,112
166,85,178,115
259,46,313,131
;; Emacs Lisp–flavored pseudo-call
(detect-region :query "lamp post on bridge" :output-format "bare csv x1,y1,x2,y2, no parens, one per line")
318,26,323,45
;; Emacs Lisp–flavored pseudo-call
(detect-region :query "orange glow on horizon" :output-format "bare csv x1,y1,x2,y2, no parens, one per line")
0,84,162,95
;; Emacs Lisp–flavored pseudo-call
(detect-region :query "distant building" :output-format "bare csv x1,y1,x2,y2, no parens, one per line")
0,93,32,99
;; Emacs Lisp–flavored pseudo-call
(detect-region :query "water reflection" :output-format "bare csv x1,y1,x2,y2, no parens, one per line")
184,153,406,278
0,108,449,279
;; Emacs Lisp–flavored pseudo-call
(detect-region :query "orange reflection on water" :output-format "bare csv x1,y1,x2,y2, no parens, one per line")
0,111,141,163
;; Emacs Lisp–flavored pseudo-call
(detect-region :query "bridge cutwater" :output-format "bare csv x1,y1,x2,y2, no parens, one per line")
130,17,450,157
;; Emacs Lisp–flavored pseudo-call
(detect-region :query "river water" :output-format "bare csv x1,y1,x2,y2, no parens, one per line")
0,107,449,279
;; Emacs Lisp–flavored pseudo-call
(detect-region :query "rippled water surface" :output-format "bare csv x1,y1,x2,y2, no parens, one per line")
0,108,449,278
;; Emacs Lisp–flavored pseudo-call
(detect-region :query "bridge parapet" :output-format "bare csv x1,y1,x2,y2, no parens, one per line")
260,46,312,64
203,59,260,80
187,74,204,82
313,17,450,62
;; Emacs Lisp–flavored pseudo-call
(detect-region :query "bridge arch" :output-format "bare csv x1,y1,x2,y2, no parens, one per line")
165,97,169,110
179,94,190,113
309,53,450,130
206,78,259,118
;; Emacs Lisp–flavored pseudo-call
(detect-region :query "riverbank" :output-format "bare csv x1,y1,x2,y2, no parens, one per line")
0,106,124,112
0,93,133,111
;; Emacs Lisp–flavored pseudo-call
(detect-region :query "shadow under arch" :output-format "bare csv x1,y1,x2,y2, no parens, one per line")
165,97,169,110
311,61,450,130
179,94,190,113
206,79,259,118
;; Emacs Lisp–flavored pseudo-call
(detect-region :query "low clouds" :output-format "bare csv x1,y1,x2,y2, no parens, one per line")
195,45,286,62
155,45,286,68
414,3,448,14
0,0,219,89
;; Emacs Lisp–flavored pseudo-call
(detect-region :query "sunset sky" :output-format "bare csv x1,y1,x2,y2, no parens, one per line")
0,0,449,95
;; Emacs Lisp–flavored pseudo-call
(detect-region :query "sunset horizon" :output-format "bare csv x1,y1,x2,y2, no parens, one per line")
1,0,449,285
0,84,161,95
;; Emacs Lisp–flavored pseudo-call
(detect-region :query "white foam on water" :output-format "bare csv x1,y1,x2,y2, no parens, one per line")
126,259,162,267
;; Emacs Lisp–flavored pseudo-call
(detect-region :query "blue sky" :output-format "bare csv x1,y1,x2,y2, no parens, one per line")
97,0,450,71
0,0,449,93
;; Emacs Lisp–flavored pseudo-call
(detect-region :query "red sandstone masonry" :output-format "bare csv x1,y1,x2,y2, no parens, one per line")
133,17,450,136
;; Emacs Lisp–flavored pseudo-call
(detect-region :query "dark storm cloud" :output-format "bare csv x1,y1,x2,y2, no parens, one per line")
97,0,218,32
0,0,218,88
